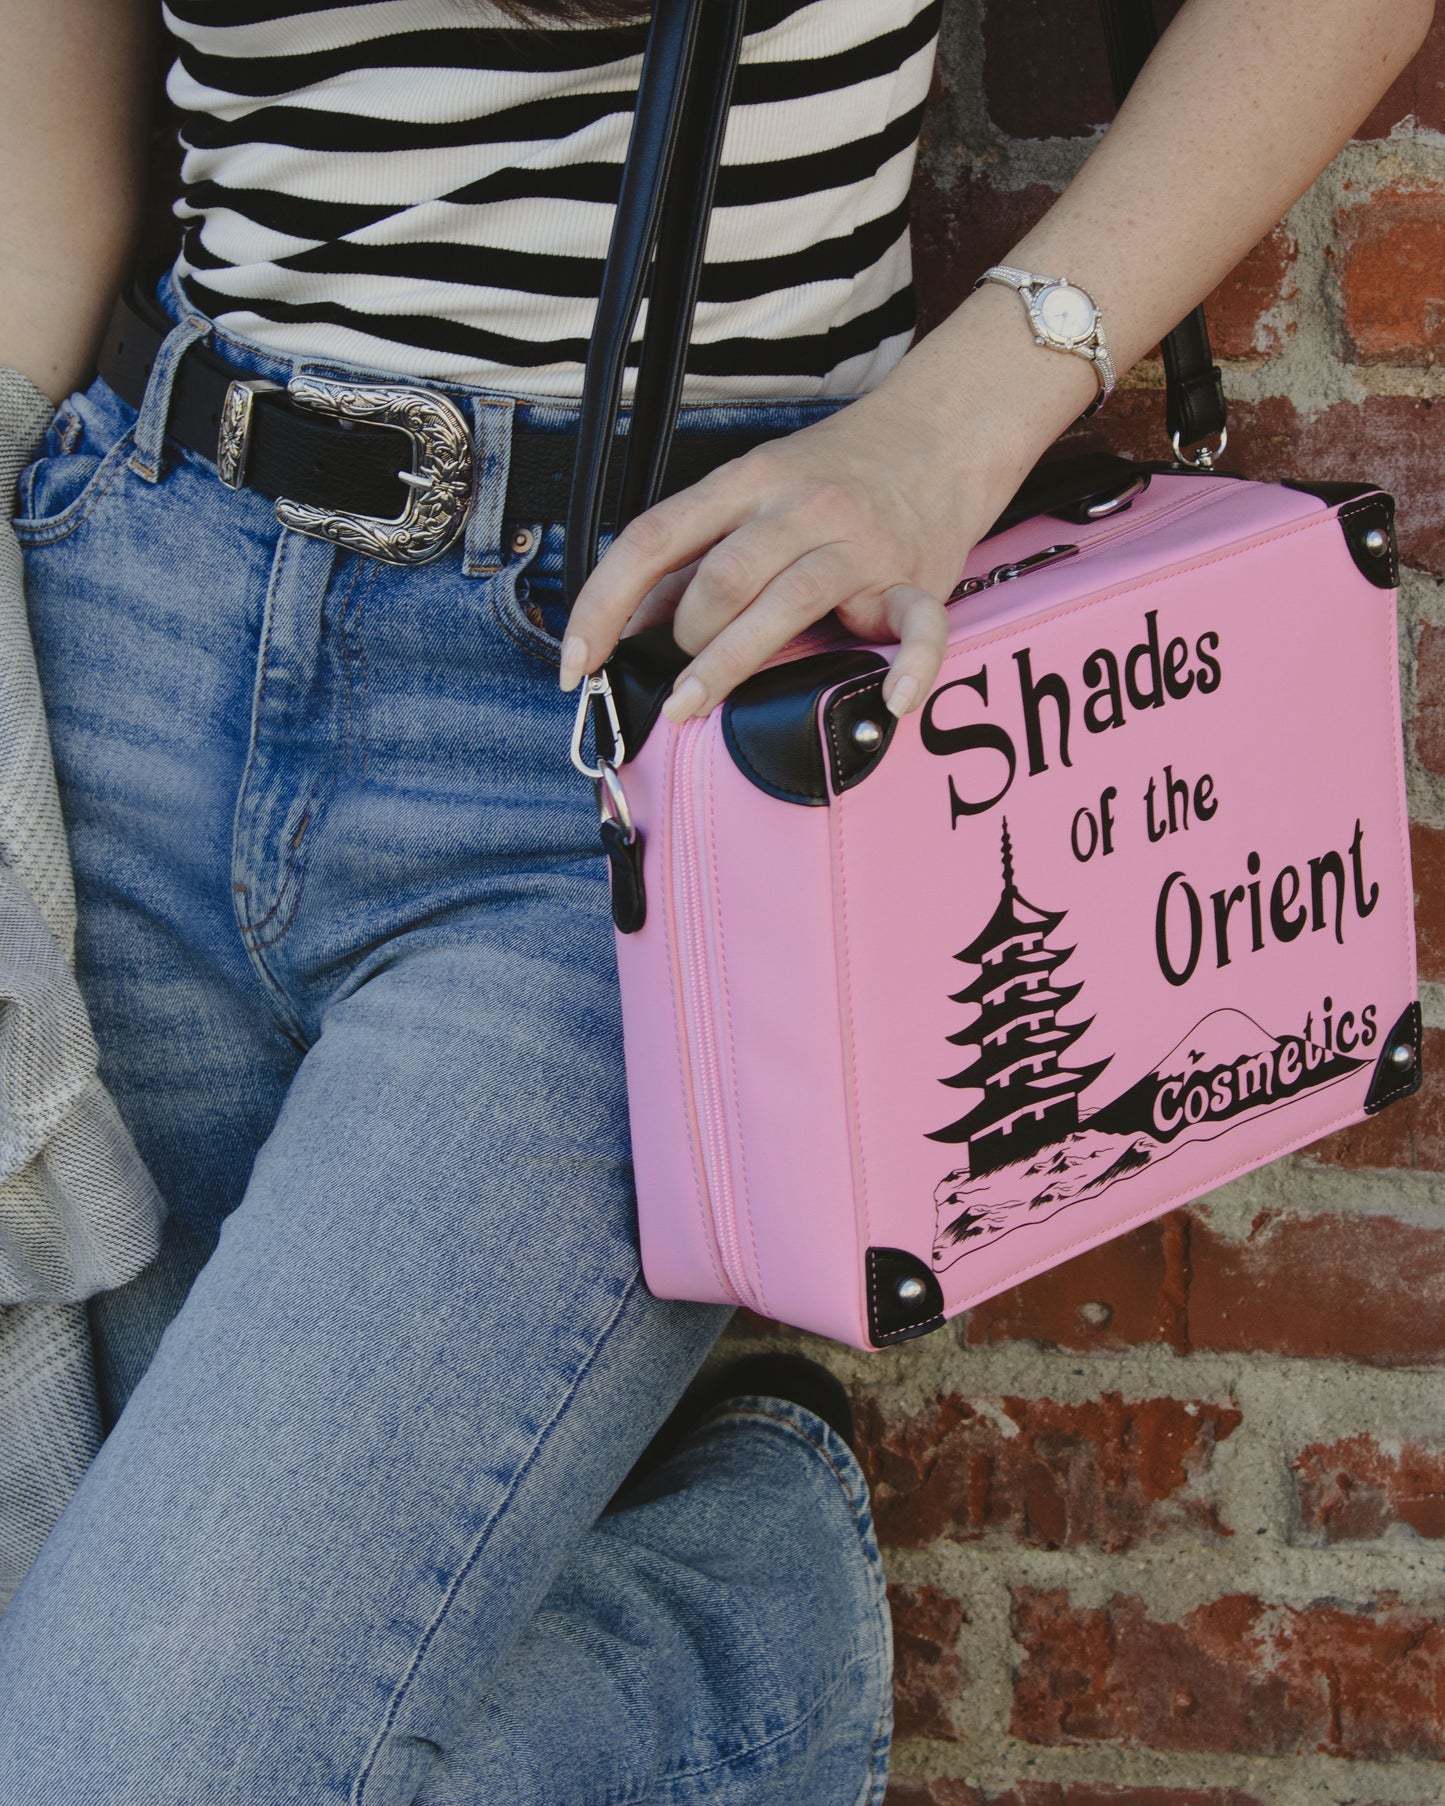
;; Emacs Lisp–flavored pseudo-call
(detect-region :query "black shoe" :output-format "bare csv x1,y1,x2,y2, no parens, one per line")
680,1352,856,1451
613,1353,856,1506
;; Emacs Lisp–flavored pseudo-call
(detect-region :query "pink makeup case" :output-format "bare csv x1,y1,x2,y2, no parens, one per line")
562,0,1419,1350
604,467,1419,1347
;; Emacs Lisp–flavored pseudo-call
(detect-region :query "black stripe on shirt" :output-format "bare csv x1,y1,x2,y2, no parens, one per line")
240,194,910,304
179,273,916,380
179,89,636,153
178,180,398,242
177,106,922,247
173,27,650,95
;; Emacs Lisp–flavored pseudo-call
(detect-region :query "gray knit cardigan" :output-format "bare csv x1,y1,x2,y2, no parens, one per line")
0,367,164,1615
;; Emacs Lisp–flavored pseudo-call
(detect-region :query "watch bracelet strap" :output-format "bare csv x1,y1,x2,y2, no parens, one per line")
1098,0,1226,445
979,265,1035,292
1090,341,1117,397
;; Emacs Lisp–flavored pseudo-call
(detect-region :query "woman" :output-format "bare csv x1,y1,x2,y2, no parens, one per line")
0,1,1431,1800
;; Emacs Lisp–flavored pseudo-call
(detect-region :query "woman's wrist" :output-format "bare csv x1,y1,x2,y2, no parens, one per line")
862,281,1104,533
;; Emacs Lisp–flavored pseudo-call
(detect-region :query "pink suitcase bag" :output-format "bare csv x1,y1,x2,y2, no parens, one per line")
565,0,1421,1349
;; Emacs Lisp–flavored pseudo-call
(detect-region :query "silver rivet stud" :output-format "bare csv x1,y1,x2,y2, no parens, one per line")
1363,527,1389,557
510,526,536,556
896,1276,926,1304
851,718,884,751
1390,1041,1415,1069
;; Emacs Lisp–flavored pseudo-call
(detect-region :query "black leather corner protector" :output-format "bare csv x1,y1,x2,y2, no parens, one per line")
1364,1001,1422,1115
601,626,692,764
600,819,646,933
1336,492,1398,590
982,454,1149,541
867,1246,946,1347
722,650,887,806
825,671,897,794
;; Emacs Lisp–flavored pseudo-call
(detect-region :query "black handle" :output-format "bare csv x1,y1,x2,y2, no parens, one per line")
1099,0,1228,448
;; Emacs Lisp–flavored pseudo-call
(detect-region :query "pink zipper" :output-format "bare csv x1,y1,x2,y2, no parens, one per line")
1056,479,1241,566
672,717,760,1312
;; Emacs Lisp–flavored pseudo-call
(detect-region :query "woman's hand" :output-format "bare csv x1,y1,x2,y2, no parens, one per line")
561,286,1095,724
560,372,1000,724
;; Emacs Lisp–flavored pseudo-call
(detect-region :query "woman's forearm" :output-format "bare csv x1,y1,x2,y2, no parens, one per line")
0,0,154,403
890,0,1437,500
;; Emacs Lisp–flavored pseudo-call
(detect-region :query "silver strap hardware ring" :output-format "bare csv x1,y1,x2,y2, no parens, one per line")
595,760,637,844
217,374,475,566
1171,425,1229,471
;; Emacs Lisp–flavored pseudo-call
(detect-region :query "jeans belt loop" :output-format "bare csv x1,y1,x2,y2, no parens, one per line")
217,372,476,566
463,397,516,579
130,315,211,485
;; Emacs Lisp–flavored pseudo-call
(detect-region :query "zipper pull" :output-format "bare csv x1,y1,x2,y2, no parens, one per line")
993,543,1081,582
595,753,646,934
952,542,1079,600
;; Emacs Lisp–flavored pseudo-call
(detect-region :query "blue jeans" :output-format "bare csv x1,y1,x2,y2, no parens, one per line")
0,299,893,1804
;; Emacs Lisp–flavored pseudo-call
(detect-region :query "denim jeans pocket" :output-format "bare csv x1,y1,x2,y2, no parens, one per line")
13,376,138,544
492,520,569,662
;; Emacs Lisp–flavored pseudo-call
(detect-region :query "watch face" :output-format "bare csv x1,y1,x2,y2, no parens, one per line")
1037,282,1096,344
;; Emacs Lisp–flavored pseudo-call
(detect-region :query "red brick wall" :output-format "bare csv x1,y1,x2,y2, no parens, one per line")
737,6,1445,1802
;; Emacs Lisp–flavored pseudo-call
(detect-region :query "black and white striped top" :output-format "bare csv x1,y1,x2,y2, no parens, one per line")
163,0,942,399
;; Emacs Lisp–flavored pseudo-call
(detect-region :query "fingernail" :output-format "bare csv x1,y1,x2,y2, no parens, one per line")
559,634,589,692
662,675,707,724
885,673,919,717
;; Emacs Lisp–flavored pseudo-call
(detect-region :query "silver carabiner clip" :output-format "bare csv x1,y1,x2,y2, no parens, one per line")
570,670,627,779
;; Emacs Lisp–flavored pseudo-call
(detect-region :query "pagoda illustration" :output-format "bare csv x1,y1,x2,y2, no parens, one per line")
927,820,1110,1177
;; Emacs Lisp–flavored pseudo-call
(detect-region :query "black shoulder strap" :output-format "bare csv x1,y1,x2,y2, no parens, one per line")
564,0,746,608
1099,0,1227,449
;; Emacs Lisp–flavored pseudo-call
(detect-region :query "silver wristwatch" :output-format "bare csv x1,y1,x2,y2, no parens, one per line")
975,265,1116,418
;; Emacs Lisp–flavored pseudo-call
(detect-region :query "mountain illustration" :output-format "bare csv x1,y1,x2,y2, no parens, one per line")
1155,1008,1276,1075
1087,1006,1366,1143
926,834,1373,1273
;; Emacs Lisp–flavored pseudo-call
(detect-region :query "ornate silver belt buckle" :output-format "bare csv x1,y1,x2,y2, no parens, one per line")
216,375,474,566
216,377,282,490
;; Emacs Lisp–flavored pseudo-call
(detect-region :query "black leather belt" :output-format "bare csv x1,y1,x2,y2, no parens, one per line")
96,286,786,566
